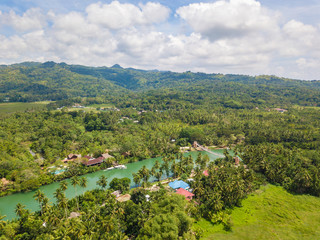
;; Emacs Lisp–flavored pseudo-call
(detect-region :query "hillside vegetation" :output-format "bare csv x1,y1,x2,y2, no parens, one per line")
0,62,319,108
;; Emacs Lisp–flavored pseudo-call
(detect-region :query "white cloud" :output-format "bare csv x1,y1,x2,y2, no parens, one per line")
176,0,280,40
281,20,320,57
86,1,170,29
0,0,319,80
0,8,46,32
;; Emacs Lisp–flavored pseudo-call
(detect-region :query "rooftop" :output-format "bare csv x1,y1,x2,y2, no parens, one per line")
82,156,104,166
168,180,190,190
176,188,194,200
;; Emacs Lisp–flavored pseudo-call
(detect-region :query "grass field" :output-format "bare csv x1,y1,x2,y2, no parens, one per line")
0,101,50,114
194,184,320,240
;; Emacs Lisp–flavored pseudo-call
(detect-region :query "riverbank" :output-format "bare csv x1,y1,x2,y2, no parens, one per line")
0,150,227,220
0,152,170,197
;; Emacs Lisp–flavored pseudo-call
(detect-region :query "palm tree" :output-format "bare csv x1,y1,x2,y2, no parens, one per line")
79,177,87,195
161,161,170,178
138,166,150,186
202,154,210,170
54,188,63,202
195,152,203,167
54,186,69,218
42,197,50,215
0,214,6,231
97,175,108,190
171,162,179,179
46,208,60,229
151,165,157,177
58,193,69,219
33,189,45,215
155,169,163,182
71,176,80,210
132,173,141,187
15,203,26,218
59,180,68,192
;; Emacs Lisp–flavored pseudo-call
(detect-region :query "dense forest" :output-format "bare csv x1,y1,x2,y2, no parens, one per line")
1,62,320,107
0,62,319,239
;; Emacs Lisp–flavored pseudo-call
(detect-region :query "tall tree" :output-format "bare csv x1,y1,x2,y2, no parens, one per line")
132,173,142,187
97,175,108,190
79,177,87,195
33,189,45,215
59,180,68,192
15,203,26,218
138,166,150,187
70,176,80,210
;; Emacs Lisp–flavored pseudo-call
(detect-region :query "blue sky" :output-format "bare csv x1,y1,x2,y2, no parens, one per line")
0,0,319,80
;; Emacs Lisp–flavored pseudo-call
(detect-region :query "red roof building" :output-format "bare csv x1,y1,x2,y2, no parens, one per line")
176,188,194,201
82,156,105,166
203,170,209,176
83,155,93,160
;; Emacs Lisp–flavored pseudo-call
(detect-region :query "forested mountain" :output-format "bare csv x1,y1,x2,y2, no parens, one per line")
1,61,320,107
0,62,128,102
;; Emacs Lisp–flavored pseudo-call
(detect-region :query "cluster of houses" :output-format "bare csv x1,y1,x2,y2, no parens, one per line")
99,107,120,112
72,104,85,108
62,152,114,167
167,156,242,201
169,180,194,201
119,116,139,123
108,180,195,203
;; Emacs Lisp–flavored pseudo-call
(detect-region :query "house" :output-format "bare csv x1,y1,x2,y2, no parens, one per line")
102,153,114,159
168,180,190,190
68,154,81,160
176,188,194,201
274,108,287,113
116,194,131,202
63,153,82,163
203,170,209,176
68,212,81,219
83,155,94,160
121,151,130,157
72,103,85,108
82,156,105,166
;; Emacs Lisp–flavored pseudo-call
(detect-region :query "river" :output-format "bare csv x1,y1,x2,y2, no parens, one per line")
0,150,226,220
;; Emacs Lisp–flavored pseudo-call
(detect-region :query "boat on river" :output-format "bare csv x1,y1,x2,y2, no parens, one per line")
104,165,127,171
114,165,127,169
104,167,115,171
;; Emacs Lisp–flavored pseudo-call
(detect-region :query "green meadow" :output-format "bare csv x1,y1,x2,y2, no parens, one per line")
195,184,320,240
0,101,50,114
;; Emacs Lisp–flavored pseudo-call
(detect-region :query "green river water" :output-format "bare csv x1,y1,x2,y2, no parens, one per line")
0,150,226,220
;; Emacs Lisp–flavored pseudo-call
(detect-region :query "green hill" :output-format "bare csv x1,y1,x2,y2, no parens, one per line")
195,184,320,240
0,62,320,107
0,62,127,102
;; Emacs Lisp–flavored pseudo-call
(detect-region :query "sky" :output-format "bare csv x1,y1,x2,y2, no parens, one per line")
0,0,319,80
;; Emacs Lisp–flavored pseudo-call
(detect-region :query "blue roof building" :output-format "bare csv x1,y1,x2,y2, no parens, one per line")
168,180,190,190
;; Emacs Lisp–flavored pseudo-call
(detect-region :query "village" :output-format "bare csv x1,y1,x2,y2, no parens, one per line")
44,142,241,205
